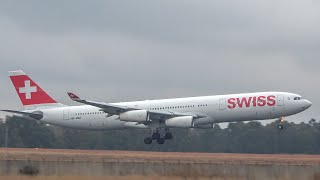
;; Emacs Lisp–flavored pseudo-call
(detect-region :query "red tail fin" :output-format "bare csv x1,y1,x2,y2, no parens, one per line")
9,70,57,106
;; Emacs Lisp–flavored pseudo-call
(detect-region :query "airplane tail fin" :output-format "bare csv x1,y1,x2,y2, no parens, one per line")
9,70,65,110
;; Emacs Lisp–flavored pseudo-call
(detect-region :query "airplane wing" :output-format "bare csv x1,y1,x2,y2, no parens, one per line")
67,92,133,115
67,92,206,120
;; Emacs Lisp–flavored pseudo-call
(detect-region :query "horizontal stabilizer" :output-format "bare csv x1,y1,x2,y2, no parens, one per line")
1,110,44,120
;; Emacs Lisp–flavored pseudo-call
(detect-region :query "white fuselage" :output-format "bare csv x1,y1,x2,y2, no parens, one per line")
22,92,311,130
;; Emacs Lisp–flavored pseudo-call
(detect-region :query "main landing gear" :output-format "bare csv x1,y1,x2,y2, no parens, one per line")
277,117,285,130
144,137,153,145
144,129,173,145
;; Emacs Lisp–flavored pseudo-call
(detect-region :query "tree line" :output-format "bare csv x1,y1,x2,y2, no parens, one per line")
1,116,320,154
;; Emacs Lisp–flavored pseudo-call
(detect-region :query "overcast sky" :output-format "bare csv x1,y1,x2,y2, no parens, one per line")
0,0,319,123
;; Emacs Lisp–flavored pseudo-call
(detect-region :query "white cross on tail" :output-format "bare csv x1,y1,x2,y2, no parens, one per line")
19,80,37,99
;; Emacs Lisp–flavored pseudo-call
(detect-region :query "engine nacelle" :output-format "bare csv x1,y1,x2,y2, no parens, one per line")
119,110,149,123
165,116,194,128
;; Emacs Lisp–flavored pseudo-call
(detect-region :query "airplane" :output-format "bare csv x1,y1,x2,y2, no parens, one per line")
1,70,312,145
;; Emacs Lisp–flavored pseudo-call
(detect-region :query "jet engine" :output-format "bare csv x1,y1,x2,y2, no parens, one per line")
165,116,194,128
119,110,149,123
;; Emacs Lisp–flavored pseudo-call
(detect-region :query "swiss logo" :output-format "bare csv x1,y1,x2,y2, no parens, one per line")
227,95,276,109
19,80,37,99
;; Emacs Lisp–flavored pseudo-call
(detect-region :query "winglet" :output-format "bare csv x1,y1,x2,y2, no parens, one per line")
67,92,81,101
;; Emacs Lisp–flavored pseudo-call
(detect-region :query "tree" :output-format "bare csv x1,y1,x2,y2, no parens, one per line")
2,115,320,154
1,116,56,148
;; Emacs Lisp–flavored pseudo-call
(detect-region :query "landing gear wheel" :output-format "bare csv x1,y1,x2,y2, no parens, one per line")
144,137,152,145
164,133,173,140
152,132,161,140
277,124,284,130
157,138,165,145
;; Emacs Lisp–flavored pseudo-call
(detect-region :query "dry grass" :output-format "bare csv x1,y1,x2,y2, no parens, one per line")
0,176,228,180
0,148,318,180
1,148,320,165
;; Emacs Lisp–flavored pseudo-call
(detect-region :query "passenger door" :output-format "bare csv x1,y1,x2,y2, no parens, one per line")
277,95,284,106
63,109,70,120
219,99,226,110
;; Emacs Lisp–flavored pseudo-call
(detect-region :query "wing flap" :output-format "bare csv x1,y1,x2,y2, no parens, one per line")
148,110,206,120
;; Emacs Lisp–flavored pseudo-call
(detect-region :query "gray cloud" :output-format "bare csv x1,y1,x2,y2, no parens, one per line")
0,0,319,122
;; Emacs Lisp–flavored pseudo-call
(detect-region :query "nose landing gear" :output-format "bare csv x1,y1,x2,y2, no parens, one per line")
277,117,285,130
277,124,284,130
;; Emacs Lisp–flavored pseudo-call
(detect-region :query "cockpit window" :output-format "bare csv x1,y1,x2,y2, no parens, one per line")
294,97,302,100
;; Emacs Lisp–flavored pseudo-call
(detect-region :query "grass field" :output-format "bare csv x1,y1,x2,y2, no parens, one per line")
0,176,220,180
1,148,320,180
1,148,320,165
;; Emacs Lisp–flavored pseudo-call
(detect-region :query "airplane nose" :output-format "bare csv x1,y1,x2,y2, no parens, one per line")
304,100,312,109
